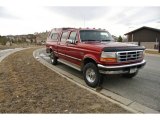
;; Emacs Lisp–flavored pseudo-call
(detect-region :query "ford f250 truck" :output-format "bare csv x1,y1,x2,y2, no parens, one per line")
46,28,146,88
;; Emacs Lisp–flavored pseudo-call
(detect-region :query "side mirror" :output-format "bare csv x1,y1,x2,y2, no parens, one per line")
75,40,78,44
66,39,76,44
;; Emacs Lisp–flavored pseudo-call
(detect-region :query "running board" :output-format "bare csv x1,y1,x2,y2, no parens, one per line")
58,59,81,71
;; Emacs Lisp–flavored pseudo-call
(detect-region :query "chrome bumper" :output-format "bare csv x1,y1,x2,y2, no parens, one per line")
98,60,146,74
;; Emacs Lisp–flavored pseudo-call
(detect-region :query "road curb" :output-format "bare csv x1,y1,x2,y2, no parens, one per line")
33,48,159,114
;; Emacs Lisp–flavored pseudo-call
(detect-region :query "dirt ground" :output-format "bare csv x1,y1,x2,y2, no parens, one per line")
0,48,129,113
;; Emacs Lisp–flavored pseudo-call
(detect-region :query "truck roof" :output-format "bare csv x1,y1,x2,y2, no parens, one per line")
51,27,107,32
51,27,74,31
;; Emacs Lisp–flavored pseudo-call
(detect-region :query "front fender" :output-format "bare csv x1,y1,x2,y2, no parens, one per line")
83,54,100,64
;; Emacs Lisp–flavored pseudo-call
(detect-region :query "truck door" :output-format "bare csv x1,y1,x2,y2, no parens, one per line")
65,30,82,66
57,31,69,59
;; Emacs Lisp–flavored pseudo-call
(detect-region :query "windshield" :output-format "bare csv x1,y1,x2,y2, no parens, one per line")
80,30,113,42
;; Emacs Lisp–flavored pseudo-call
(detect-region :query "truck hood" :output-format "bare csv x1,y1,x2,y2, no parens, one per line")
93,41,137,47
80,41,145,52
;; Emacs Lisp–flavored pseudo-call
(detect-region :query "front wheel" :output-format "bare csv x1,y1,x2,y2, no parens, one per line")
83,63,102,88
50,51,58,65
122,71,138,78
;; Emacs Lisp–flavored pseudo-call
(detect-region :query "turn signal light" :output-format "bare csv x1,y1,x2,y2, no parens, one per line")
100,58,117,62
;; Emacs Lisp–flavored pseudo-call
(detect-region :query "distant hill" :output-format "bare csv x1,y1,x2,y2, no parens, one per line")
0,31,49,45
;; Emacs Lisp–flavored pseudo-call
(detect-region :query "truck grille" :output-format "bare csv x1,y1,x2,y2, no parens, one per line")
117,50,143,62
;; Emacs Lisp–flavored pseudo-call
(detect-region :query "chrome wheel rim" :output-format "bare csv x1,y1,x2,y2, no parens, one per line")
86,68,96,83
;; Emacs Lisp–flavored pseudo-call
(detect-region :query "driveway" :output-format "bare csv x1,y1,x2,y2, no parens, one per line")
0,48,25,62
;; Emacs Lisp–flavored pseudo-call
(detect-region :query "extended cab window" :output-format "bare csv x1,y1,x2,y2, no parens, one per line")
80,30,113,42
61,32,69,42
51,33,58,41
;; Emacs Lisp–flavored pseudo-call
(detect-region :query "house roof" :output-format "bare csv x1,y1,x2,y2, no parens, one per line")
124,26,160,35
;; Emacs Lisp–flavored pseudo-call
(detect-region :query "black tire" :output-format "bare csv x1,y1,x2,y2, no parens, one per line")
50,51,58,65
122,71,138,78
83,63,102,88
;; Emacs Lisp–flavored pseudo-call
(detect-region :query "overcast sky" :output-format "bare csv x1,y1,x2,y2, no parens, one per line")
0,6,160,36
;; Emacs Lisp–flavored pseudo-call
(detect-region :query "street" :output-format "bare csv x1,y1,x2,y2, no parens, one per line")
102,54,160,111
39,49,160,111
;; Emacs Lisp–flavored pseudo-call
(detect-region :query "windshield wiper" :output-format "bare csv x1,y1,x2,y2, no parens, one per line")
101,39,111,42
82,39,101,42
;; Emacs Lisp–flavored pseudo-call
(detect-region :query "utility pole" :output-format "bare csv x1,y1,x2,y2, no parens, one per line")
132,34,134,42
158,40,160,53
138,41,140,46
84,16,85,28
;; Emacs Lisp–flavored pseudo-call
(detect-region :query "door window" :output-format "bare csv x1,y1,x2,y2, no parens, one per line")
69,32,77,40
61,32,69,42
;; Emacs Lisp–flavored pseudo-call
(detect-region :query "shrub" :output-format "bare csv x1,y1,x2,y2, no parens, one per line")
118,36,123,42
0,36,8,45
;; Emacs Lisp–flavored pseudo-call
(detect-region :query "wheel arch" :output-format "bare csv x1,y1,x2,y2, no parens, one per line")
82,55,98,70
49,47,53,53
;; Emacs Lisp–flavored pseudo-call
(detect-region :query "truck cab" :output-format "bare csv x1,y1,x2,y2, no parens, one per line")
46,28,146,88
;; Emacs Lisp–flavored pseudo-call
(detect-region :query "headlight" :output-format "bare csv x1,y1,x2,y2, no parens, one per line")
100,51,117,62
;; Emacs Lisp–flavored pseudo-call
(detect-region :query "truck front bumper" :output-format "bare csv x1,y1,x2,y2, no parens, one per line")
98,60,146,74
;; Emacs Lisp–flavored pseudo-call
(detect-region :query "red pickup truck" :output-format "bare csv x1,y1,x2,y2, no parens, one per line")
46,28,146,88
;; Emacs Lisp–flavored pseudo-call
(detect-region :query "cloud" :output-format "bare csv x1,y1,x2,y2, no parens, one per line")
114,7,160,25
0,7,19,19
0,6,160,35
46,6,160,26
46,6,110,21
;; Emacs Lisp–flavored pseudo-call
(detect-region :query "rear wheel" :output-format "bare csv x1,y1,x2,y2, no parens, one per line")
122,71,138,78
50,51,58,65
83,63,102,88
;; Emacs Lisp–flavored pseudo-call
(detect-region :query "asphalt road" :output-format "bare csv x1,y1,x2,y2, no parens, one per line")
39,50,160,111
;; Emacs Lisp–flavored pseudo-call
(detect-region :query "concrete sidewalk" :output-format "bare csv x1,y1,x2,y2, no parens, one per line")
0,48,25,62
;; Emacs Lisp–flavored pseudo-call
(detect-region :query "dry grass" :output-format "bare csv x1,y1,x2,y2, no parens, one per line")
0,48,129,113
145,50,160,55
